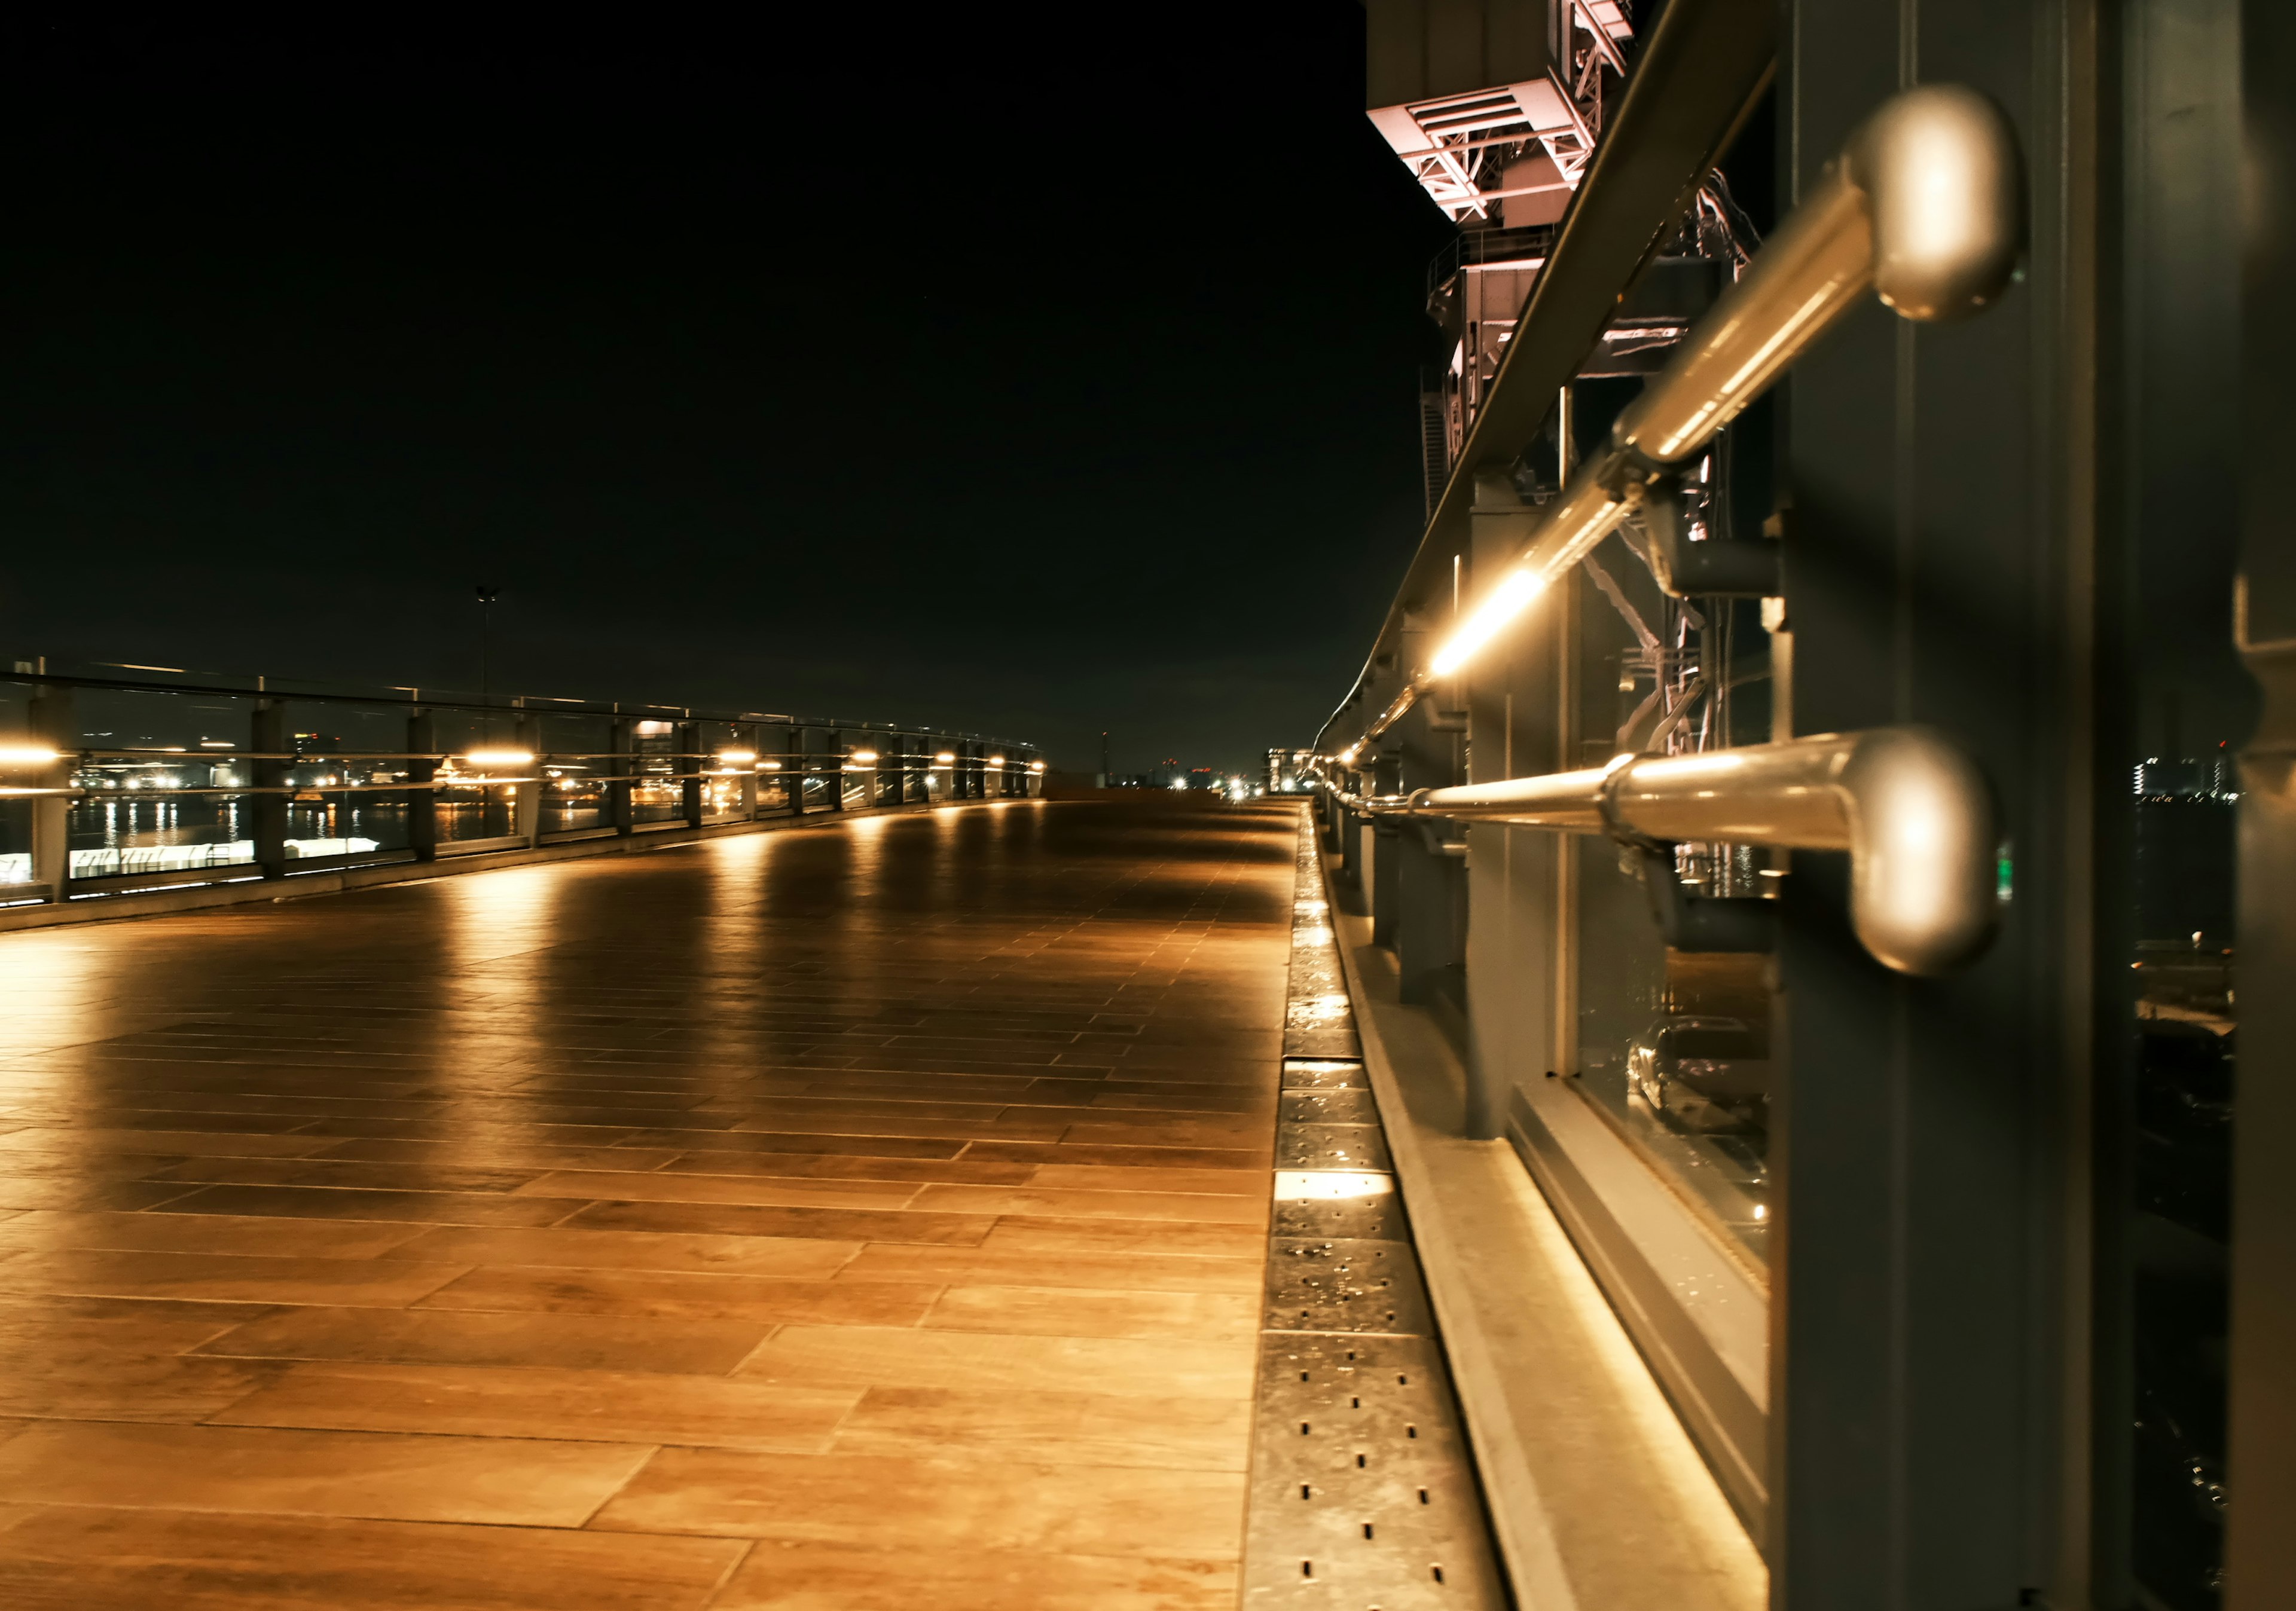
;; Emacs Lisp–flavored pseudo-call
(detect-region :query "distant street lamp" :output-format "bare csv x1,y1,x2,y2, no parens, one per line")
475,585,501,707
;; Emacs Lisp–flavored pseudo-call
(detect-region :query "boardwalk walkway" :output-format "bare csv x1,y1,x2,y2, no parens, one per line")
0,799,1297,1609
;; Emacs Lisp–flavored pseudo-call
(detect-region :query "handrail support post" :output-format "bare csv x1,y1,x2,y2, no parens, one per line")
252,701,289,879
28,682,75,900
405,710,438,863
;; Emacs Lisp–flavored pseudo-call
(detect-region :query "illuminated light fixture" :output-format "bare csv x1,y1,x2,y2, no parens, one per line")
719,749,758,764
1429,564,1552,677
987,754,1005,767
935,751,956,763
1028,761,1046,772
851,750,880,764
761,760,784,771
200,740,236,748
1272,1170,1391,1201
463,749,535,768
0,745,62,766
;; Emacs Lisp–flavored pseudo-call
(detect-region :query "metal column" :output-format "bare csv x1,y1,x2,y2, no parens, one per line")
252,702,289,879
406,711,438,863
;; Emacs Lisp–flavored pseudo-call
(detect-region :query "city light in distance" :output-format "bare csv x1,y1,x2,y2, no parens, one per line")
463,749,534,768
0,746,62,766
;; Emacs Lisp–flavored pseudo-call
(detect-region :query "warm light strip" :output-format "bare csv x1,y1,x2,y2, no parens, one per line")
718,750,758,763
463,749,535,767
1429,565,1550,677
0,745,62,766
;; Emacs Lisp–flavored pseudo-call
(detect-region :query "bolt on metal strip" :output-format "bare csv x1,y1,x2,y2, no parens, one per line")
1242,812,1507,1608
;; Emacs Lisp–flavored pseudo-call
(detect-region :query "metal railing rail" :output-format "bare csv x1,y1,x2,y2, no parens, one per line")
0,655,1037,751
1347,84,2023,747
0,658,1043,910
1318,86,2024,977
1344,727,1998,977
1318,0,1778,752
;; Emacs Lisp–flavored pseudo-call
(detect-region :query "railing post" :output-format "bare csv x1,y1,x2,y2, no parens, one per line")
609,717,634,836
27,681,75,900
739,722,760,821
678,720,704,829
828,731,845,813
252,701,289,879
406,710,438,863
515,710,543,848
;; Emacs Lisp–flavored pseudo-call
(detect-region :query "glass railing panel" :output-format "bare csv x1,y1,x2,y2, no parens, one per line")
1566,521,1776,1264
536,714,610,835
69,687,261,876
2129,757,2236,1609
275,700,414,860
627,717,683,826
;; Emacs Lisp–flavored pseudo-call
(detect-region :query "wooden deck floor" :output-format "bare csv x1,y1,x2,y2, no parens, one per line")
0,799,1297,1609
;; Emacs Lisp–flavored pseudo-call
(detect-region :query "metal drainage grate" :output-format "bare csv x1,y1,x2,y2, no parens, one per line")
1242,815,1506,1607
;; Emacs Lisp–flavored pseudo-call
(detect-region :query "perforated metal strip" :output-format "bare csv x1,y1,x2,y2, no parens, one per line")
1241,812,1507,1609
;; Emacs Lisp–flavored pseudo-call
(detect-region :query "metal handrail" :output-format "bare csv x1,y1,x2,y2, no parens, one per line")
1316,0,1778,753
0,658,1040,754
1425,83,2023,682
1365,726,1997,977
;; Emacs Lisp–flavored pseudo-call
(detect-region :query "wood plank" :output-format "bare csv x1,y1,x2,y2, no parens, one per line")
733,1325,1256,1399
0,1249,470,1307
210,1361,860,1453
706,1541,1235,1611
590,1447,1248,1558
834,1243,1262,1294
416,1265,942,1325
922,1284,1259,1343
383,1224,862,1279
831,1384,1250,1471
0,1506,747,1611
0,1422,654,1527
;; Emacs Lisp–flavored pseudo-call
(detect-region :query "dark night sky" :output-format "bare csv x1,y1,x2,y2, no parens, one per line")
0,8,1455,775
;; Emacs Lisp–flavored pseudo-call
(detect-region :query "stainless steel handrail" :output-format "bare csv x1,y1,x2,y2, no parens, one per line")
1425,82,2023,681
1359,726,1995,977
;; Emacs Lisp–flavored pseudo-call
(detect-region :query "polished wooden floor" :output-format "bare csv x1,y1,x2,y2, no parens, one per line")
0,800,1296,1609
